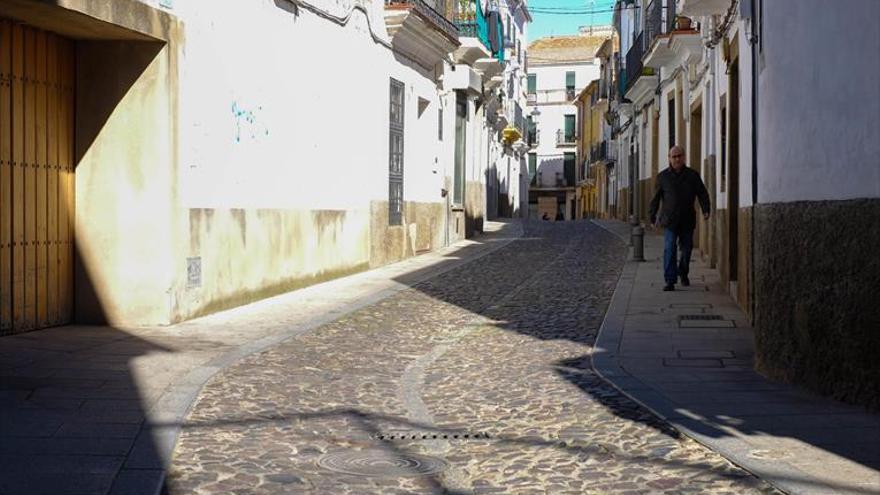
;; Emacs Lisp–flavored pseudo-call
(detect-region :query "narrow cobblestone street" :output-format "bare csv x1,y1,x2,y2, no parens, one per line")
166,221,775,494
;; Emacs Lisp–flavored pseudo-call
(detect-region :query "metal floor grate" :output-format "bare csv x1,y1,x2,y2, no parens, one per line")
680,314,723,321
371,431,491,442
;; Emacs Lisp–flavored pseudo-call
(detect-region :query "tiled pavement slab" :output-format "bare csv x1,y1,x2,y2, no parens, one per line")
592,219,880,495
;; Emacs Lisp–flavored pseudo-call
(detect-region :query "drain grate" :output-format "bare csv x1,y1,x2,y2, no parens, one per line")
317,449,447,477
371,431,491,442
680,314,723,320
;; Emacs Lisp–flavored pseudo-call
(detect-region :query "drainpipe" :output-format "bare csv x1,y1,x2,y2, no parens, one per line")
749,0,759,321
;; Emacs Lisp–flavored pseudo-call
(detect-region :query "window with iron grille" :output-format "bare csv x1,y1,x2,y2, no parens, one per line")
565,71,576,100
389,78,405,225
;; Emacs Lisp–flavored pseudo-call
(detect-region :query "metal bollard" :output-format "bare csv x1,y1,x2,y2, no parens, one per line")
631,224,645,261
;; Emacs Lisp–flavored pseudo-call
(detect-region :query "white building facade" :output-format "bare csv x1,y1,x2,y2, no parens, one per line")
525,34,605,220
602,0,880,410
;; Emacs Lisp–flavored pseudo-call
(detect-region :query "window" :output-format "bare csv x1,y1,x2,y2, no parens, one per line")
668,95,676,149
389,78,405,225
720,101,727,192
527,74,536,94
453,93,467,205
438,108,443,141
564,114,576,141
528,153,537,180
566,71,576,99
526,116,536,145
564,152,576,186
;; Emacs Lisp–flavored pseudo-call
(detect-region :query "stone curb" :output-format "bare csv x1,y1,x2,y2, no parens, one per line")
110,221,526,495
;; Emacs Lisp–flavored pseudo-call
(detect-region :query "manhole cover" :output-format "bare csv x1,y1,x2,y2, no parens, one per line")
680,314,723,320
316,449,447,477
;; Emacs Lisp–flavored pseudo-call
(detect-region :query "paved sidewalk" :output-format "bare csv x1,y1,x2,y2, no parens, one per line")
0,221,523,495
591,219,880,495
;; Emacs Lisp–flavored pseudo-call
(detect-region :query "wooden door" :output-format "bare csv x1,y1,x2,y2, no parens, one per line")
1,19,75,335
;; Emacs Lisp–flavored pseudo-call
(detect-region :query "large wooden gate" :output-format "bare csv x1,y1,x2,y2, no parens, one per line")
0,19,75,335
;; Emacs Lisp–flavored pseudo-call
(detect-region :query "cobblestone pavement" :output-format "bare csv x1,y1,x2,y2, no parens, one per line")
166,221,778,495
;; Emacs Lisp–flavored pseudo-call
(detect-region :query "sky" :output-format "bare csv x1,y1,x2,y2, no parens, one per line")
527,0,616,42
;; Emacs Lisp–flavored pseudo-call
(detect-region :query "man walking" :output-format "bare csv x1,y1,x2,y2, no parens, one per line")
649,146,711,291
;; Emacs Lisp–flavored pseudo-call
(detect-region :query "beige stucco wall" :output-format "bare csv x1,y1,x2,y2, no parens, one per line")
175,207,371,321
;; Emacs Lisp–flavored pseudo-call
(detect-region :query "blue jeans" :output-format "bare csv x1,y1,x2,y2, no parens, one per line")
663,227,694,285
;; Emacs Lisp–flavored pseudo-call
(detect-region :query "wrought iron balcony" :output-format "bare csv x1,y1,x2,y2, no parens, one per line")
453,0,505,62
385,0,459,41
514,102,524,133
527,92,537,105
623,31,657,96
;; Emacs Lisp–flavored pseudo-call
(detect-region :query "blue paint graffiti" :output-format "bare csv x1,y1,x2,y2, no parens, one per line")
232,102,270,143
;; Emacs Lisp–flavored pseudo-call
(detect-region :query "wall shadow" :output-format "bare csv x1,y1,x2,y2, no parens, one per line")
0,323,173,494
156,406,844,494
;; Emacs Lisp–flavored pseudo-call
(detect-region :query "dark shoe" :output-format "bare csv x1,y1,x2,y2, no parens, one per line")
680,276,690,287
663,284,675,291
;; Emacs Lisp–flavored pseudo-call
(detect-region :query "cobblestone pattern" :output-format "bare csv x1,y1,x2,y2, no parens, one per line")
167,221,778,494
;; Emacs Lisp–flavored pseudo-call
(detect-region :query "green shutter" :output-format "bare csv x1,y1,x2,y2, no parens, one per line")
566,71,575,89
527,74,536,94
528,153,537,179
564,114,576,139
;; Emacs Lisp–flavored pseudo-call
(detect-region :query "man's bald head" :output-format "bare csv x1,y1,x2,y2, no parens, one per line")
668,145,685,171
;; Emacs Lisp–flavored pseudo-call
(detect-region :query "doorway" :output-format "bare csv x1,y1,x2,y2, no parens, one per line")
1,19,75,334
690,102,703,252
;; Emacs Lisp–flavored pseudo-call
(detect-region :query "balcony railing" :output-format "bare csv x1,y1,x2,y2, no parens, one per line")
385,0,459,40
453,0,504,61
556,129,576,146
624,31,646,93
514,102,524,133
526,92,536,105
566,88,576,101
644,0,677,52
530,89,575,105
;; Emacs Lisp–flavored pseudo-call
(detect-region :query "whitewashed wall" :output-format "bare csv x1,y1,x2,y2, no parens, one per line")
176,0,446,211
529,61,600,186
757,0,880,203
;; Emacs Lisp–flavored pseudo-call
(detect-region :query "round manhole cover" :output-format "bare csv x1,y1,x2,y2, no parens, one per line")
316,449,447,477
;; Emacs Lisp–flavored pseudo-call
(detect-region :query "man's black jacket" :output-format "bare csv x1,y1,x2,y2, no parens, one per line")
648,166,711,231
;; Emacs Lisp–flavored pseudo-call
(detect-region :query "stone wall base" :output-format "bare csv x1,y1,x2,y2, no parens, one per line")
754,198,880,409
